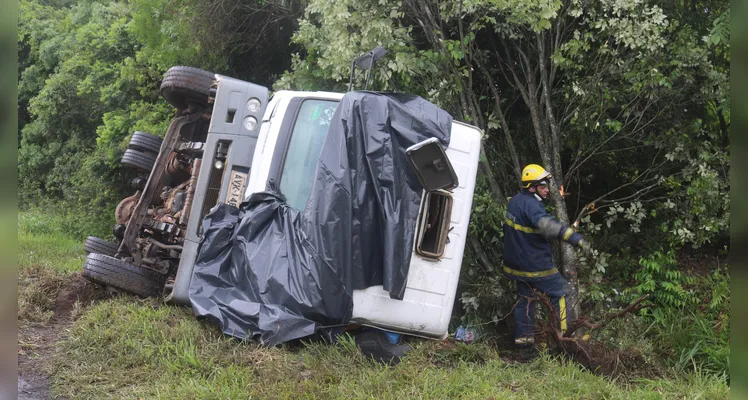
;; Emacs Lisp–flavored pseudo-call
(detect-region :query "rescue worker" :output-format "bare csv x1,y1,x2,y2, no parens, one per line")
502,164,592,352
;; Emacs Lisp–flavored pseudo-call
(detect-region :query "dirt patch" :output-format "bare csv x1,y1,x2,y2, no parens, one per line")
18,321,64,399
18,370,52,400
549,338,665,380
484,330,664,379
53,274,107,319
18,273,109,399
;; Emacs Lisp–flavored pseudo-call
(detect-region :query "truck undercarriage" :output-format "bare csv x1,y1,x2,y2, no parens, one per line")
82,66,268,298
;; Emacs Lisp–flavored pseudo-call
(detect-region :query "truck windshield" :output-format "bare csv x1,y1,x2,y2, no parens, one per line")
279,99,339,210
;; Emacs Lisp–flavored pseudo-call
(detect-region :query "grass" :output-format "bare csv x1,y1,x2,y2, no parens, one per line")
17,211,730,399
50,298,729,400
653,308,730,378
18,212,88,325
19,211,92,275
598,268,730,380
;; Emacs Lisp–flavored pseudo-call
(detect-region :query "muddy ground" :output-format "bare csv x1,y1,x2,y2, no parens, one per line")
18,274,106,400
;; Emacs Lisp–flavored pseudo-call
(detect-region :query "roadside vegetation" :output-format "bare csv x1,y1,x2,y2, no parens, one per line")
19,211,729,398
18,0,729,396
18,212,88,326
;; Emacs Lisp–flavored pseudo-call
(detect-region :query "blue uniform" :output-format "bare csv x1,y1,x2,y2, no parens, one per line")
502,190,583,345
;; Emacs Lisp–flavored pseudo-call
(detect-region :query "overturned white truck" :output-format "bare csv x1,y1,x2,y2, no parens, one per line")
82,60,482,345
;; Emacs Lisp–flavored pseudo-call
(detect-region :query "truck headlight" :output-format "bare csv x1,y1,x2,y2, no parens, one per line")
247,98,261,113
243,116,258,131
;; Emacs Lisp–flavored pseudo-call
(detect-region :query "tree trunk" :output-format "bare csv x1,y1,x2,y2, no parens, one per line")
537,32,581,323
478,62,523,187
479,145,505,201
499,37,582,325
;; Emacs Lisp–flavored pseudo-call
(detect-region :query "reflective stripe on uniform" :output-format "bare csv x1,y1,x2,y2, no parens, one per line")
503,265,559,278
562,227,574,241
504,218,538,233
515,337,535,344
559,295,567,333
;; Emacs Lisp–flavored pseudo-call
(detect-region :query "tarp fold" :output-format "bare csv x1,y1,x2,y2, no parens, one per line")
189,92,452,346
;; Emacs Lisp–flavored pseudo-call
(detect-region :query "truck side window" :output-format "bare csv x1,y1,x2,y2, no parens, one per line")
279,100,338,210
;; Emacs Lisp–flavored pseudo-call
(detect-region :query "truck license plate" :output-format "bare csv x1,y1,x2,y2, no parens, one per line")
225,170,248,208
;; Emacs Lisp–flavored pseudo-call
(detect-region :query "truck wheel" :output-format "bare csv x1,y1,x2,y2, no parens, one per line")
83,236,119,257
82,253,166,298
160,66,215,111
121,148,156,172
128,131,163,154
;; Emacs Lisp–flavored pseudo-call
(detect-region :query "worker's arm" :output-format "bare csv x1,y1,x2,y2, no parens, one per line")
536,216,584,245
527,201,592,252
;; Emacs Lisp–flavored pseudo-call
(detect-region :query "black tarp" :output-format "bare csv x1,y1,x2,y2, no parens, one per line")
189,92,452,346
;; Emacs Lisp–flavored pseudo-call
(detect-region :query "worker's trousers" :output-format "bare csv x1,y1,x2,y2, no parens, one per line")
513,274,567,347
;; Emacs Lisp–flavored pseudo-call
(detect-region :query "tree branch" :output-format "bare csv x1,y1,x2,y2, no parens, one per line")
563,294,653,338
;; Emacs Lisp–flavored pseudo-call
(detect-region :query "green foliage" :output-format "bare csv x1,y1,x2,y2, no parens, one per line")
457,181,514,328
278,0,730,355
657,268,730,378
582,250,729,379
659,128,730,248
468,184,506,250
128,0,227,71
598,266,729,379
657,308,730,378
19,205,112,242
705,8,730,48
556,0,730,251
275,0,430,95
627,250,698,308
17,0,233,228
17,0,730,387
19,0,137,208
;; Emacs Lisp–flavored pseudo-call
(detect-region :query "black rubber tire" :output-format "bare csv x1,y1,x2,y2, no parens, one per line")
82,253,166,298
128,131,163,154
160,66,215,110
121,148,156,171
83,236,119,257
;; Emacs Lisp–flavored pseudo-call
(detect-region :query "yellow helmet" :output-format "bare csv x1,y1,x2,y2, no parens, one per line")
521,164,551,188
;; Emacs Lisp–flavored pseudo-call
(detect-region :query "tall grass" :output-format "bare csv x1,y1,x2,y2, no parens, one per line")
19,204,113,242
50,298,729,399
649,269,730,379
19,212,89,274
601,268,730,382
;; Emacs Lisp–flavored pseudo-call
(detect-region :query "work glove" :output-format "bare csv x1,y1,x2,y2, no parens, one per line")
577,239,593,256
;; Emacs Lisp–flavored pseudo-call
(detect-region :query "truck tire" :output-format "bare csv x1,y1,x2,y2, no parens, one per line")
128,131,163,154
160,66,215,111
83,236,119,257
121,148,156,172
82,253,166,298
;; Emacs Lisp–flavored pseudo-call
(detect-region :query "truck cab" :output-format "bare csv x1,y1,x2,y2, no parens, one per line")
81,67,482,341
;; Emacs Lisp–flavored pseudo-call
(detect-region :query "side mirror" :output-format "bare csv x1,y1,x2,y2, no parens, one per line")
348,46,390,91
406,138,458,192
